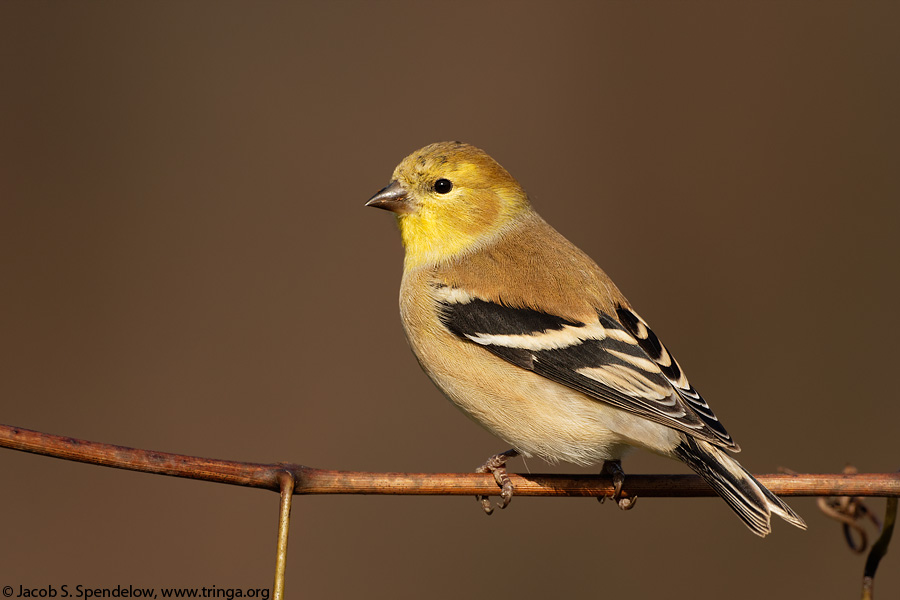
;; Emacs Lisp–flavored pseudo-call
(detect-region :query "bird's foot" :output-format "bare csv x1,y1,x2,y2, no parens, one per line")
598,460,637,510
475,449,519,515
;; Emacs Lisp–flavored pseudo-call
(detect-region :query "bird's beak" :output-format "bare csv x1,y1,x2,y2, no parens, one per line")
365,180,411,214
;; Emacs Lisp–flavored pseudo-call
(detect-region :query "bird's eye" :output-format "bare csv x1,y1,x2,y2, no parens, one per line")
433,178,453,194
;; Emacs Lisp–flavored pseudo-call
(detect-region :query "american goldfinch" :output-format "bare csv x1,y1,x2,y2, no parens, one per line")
366,141,806,537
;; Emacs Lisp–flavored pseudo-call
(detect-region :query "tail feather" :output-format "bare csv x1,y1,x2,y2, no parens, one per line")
673,436,806,537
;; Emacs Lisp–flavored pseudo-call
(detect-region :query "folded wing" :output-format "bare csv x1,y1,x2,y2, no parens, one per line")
435,285,738,451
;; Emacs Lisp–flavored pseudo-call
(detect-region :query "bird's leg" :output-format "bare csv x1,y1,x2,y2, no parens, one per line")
598,459,637,510
475,449,519,515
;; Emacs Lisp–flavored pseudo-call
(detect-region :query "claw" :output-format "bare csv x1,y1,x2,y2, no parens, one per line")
598,460,637,510
475,449,519,515
617,495,638,510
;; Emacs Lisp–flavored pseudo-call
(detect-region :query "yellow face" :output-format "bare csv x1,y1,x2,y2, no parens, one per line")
368,142,530,270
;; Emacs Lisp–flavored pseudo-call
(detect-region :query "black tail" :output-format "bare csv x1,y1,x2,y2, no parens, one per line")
673,436,806,537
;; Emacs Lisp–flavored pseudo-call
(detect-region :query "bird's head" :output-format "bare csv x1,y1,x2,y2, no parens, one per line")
366,141,530,269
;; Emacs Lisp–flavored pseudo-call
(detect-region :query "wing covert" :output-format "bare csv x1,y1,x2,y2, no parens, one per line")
435,284,737,450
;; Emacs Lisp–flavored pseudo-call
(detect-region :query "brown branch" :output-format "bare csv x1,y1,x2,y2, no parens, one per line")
2,423,899,498
272,470,294,600
862,495,898,600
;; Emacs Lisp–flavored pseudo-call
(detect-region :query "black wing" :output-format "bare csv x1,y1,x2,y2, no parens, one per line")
436,287,737,450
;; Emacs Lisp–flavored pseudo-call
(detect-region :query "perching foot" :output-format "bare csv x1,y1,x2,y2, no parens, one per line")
598,460,637,510
475,449,519,515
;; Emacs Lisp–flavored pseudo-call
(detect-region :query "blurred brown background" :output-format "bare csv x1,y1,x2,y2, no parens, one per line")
2,2,898,598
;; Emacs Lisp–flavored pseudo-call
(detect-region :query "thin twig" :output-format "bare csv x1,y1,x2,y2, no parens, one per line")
814,465,883,553
273,471,294,600
862,496,898,600
2,424,899,498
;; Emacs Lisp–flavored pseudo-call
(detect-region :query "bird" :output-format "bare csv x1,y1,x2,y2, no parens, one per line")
365,141,806,537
